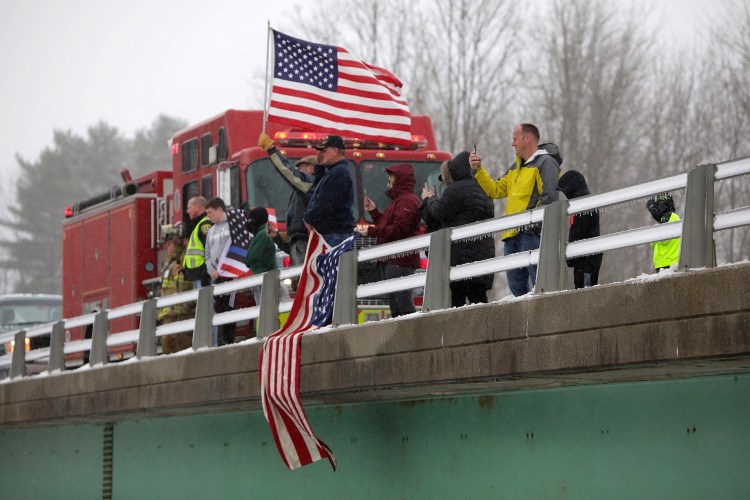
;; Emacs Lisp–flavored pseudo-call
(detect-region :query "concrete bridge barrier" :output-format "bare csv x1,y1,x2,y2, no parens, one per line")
2,262,748,428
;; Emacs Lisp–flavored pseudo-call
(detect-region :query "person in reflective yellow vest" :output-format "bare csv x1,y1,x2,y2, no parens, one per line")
182,196,212,288
647,194,681,271
159,236,194,354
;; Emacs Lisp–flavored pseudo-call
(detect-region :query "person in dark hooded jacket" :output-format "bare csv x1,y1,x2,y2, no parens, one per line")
556,170,603,288
358,163,422,317
646,193,681,270
243,206,277,276
421,151,495,307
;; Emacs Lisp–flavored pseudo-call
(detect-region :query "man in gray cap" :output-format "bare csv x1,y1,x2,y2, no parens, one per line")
258,133,316,268
303,135,355,247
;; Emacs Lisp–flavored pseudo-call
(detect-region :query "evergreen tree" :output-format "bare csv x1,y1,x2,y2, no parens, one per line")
0,115,186,293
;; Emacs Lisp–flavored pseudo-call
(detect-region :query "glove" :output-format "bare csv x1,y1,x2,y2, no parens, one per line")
258,133,274,151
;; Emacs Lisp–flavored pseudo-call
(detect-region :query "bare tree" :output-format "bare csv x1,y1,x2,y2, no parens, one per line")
536,0,653,192
531,0,656,283
418,0,520,157
283,0,520,155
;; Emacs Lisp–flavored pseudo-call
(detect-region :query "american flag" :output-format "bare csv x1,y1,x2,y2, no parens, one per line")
267,207,278,232
260,229,358,470
217,207,253,278
267,29,412,147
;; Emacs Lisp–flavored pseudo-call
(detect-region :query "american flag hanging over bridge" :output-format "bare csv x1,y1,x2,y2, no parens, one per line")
267,29,412,147
260,229,358,470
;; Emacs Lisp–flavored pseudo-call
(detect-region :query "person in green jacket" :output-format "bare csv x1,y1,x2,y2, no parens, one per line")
242,205,278,305
647,194,681,271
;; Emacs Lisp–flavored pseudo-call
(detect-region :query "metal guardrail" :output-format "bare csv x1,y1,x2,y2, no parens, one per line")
2,157,750,380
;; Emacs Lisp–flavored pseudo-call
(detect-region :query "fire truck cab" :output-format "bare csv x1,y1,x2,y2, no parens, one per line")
171,109,450,231
62,109,450,359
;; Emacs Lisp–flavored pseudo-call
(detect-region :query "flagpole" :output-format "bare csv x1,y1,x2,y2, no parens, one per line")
262,20,272,134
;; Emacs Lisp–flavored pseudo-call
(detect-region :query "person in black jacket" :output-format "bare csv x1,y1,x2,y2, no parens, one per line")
303,135,355,247
421,151,495,307
556,170,603,288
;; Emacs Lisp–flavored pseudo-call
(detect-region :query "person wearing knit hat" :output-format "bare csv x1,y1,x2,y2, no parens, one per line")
421,151,495,307
243,205,278,307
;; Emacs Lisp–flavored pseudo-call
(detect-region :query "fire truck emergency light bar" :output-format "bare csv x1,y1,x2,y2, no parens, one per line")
272,131,428,150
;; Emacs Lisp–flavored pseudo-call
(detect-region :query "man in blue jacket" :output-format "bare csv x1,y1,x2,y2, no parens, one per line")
303,135,355,247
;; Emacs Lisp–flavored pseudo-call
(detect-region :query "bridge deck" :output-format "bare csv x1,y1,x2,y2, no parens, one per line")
2,262,749,428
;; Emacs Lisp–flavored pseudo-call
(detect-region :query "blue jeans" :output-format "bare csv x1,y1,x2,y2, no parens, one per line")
322,232,353,247
504,230,540,296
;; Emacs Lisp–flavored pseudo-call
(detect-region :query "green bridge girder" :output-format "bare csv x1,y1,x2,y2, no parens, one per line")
2,263,750,498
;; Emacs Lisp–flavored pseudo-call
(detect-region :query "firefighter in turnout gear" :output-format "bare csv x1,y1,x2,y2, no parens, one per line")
158,234,194,354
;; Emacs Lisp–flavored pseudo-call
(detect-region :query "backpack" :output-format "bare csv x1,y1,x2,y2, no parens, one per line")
539,143,563,166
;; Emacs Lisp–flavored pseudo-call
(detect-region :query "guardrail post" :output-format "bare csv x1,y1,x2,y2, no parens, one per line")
423,228,452,311
332,248,358,326
192,286,215,349
48,321,66,372
679,163,717,270
535,200,569,293
136,299,157,358
89,311,110,365
258,269,281,337
10,330,26,378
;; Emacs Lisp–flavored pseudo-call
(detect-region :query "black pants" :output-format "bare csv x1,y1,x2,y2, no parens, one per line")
573,267,599,289
450,279,489,308
381,264,417,318
213,278,236,346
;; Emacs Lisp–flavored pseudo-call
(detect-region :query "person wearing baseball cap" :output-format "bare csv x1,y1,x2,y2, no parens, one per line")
313,135,346,151
303,135,354,246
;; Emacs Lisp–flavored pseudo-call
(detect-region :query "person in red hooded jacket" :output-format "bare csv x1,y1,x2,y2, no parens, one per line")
357,163,422,317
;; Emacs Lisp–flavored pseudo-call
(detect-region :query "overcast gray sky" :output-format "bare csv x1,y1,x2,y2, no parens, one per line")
0,0,717,181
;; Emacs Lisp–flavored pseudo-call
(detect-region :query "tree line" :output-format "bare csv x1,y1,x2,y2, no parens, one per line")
0,116,187,294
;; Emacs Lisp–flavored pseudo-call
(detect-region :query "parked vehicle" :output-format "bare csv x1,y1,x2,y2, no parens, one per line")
0,294,62,354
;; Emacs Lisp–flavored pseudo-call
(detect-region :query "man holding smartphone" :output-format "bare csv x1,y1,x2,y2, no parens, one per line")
468,123,560,296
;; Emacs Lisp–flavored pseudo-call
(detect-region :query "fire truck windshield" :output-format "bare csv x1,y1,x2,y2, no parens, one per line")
360,160,444,223
245,158,359,223
245,158,444,225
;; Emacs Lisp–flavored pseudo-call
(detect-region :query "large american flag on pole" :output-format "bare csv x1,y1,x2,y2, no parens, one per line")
260,229,358,470
267,29,412,147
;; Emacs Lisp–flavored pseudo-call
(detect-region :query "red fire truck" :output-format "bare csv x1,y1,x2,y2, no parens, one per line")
62,109,450,357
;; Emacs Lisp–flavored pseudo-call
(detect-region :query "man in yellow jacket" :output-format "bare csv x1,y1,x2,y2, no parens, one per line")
469,123,561,296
